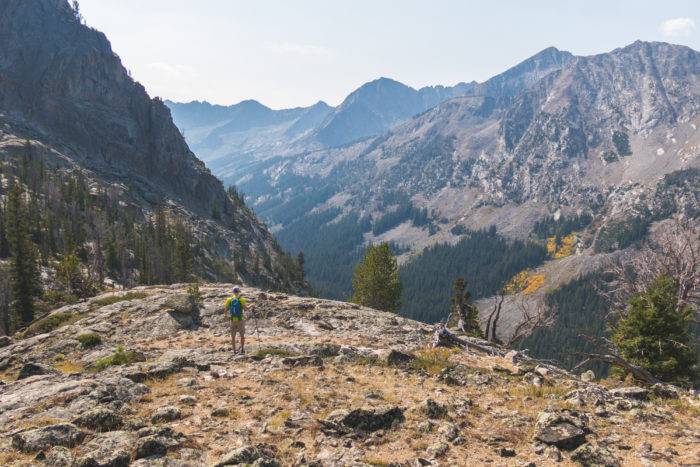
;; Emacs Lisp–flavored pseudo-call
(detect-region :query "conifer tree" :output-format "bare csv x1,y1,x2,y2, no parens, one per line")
352,243,402,312
451,277,482,336
0,202,9,259
5,183,41,329
612,275,697,382
297,251,305,282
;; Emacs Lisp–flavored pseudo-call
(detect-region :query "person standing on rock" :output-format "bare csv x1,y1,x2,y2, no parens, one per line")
225,287,248,354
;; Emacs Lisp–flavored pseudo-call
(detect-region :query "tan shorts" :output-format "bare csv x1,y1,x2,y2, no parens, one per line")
230,319,245,336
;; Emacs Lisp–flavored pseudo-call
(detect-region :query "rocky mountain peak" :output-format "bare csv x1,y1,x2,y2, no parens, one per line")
0,0,303,290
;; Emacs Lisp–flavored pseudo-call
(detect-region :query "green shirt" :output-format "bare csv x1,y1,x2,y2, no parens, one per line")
224,295,247,321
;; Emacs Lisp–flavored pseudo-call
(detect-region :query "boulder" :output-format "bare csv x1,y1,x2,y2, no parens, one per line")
16,361,57,380
427,441,449,458
319,406,405,435
162,294,197,315
73,431,135,467
533,410,590,451
570,443,621,467
12,423,87,452
215,444,279,466
45,446,74,467
215,445,260,466
134,436,166,459
384,349,416,367
73,407,123,432
0,335,13,347
150,405,181,423
580,370,596,383
610,387,650,401
179,395,197,406
422,399,449,419
651,383,680,399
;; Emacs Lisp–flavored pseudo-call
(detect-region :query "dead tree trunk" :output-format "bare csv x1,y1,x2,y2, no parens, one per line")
432,324,504,356
572,353,660,385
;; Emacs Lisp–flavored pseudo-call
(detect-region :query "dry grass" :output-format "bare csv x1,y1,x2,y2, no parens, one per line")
511,383,569,399
410,347,456,374
664,398,700,418
17,416,63,430
0,370,17,382
92,291,149,307
53,359,85,374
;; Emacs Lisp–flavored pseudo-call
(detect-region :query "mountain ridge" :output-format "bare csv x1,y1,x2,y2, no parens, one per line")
0,0,303,291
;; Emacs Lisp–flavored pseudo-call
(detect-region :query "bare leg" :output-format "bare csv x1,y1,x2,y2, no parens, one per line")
239,321,246,354
230,321,237,353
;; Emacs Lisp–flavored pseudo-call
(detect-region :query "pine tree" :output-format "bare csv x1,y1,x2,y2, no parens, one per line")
352,243,402,312
5,183,41,329
0,202,9,259
297,251,305,282
612,275,697,383
451,277,482,336
173,232,193,282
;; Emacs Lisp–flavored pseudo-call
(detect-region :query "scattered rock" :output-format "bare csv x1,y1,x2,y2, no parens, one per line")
533,410,590,450
179,395,197,406
16,361,57,380
544,445,562,462
438,423,459,442
134,436,167,459
0,335,13,347
580,370,595,382
498,447,516,457
571,443,621,466
427,441,449,458
422,399,448,419
73,407,123,432
610,387,649,401
211,406,230,417
319,406,405,435
215,444,279,466
12,423,87,452
45,446,74,467
651,383,680,399
73,431,135,467
383,349,416,367
151,405,181,423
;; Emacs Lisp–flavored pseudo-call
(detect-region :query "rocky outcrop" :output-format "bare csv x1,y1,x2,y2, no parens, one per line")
0,285,696,465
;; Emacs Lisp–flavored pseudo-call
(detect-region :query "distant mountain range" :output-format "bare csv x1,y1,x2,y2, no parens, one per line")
168,40,700,342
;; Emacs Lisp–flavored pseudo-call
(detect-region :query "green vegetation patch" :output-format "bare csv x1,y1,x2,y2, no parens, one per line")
76,332,102,348
21,311,82,337
92,291,149,307
93,345,140,371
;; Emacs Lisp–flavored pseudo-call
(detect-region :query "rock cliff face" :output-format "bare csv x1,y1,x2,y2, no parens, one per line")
0,0,301,290
0,285,696,465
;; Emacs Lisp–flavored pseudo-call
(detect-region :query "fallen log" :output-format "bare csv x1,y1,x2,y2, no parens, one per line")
432,324,505,356
572,353,660,385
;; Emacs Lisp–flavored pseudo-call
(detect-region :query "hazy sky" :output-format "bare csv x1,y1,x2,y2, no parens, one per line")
79,0,700,109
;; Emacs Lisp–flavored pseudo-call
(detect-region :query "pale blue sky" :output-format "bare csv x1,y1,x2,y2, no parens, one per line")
79,0,700,109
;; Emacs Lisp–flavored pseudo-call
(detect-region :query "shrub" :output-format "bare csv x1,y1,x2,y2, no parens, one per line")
410,348,455,374
76,332,102,348
92,291,148,307
93,345,139,371
21,311,81,337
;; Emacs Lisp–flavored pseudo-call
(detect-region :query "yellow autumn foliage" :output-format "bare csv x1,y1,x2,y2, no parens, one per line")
504,271,546,295
547,233,577,259
523,274,545,294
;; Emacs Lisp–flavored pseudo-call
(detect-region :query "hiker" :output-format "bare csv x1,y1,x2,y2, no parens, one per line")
225,287,248,354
